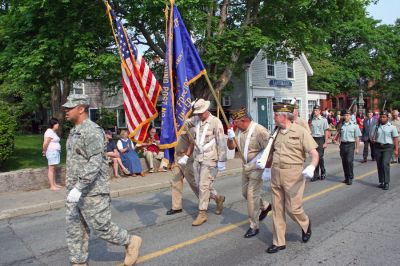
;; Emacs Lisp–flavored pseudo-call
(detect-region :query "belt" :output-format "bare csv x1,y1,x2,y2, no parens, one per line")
272,163,303,169
376,143,393,147
312,136,324,138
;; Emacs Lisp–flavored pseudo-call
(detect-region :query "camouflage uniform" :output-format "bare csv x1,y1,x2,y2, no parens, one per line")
65,119,131,264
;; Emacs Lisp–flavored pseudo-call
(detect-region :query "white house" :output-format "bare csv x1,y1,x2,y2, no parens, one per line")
226,50,328,131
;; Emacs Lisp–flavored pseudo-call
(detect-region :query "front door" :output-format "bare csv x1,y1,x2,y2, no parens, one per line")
257,98,268,128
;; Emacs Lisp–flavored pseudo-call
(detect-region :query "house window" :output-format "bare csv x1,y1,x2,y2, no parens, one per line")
332,98,337,109
267,59,275,77
117,109,127,128
338,97,344,109
287,62,294,79
89,108,99,122
221,96,231,107
72,81,84,95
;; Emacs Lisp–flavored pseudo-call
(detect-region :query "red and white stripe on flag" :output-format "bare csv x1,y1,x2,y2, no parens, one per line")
130,54,161,142
122,54,158,141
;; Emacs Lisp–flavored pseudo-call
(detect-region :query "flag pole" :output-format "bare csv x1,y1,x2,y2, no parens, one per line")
204,74,245,163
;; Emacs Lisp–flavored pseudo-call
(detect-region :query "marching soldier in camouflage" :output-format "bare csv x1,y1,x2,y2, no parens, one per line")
63,94,141,266
338,110,362,185
227,107,272,238
166,129,199,215
186,99,227,226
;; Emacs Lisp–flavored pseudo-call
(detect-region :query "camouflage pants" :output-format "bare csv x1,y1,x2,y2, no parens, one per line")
66,195,131,264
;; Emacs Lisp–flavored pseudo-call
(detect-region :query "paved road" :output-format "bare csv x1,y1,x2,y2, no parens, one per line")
1,149,400,266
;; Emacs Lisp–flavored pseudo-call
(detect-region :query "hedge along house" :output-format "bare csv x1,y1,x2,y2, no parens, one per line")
226,51,328,131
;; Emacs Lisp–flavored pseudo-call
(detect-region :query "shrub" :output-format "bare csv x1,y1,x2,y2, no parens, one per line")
96,108,117,130
0,108,17,167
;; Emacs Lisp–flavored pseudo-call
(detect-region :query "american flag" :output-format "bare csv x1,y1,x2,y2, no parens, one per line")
111,10,160,142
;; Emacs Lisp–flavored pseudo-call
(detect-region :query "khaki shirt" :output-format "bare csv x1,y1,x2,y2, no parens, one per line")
272,123,318,167
66,119,109,196
373,122,399,144
340,122,362,142
294,117,311,134
311,115,329,137
187,114,227,163
236,122,269,163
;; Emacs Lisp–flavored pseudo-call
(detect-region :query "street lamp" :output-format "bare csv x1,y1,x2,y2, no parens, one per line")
357,78,365,115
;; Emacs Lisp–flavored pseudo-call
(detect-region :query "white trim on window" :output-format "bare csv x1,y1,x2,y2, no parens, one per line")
286,62,295,80
89,108,98,122
72,80,85,95
265,58,276,78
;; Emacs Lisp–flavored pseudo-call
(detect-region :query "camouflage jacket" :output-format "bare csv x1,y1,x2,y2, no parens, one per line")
66,119,110,196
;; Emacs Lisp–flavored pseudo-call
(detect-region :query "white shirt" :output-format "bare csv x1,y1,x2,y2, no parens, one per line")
44,128,61,151
117,138,135,151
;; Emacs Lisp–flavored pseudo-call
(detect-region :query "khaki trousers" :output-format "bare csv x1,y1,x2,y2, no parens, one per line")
193,160,218,211
242,168,269,229
170,159,199,210
144,151,166,169
270,165,309,246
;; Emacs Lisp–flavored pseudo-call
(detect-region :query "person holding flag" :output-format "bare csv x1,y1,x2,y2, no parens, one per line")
184,99,227,226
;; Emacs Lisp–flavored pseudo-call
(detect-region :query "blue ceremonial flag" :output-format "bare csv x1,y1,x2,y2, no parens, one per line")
160,2,206,163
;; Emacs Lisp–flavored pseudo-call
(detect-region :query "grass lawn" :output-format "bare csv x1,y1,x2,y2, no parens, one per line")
1,135,66,172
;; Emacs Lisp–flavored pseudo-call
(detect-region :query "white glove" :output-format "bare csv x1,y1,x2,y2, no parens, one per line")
217,161,226,171
67,187,82,203
227,128,235,139
256,159,265,170
302,165,316,179
178,155,189,166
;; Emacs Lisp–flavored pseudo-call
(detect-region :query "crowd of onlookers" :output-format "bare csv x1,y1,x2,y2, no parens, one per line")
42,118,167,191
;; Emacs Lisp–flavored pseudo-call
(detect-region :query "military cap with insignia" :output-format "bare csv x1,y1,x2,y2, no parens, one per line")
313,105,321,110
231,107,249,120
62,94,90,108
273,102,295,113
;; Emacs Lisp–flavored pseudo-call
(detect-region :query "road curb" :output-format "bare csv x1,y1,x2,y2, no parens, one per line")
0,167,242,220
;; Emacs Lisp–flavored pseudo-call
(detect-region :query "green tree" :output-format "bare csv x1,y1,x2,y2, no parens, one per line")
0,0,120,128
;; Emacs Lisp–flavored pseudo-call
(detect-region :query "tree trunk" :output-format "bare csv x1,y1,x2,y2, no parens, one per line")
50,79,70,136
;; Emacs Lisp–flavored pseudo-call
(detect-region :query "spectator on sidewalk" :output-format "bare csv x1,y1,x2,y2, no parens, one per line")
105,130,130,177
139,127,168,173
117,130,144,177
42,117,62,191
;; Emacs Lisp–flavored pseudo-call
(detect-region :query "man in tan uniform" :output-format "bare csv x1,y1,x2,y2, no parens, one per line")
166,130,199,215
390,110,400,163
265,102,319,254
227,107,272,238
186,99,226,226
292,104,311,133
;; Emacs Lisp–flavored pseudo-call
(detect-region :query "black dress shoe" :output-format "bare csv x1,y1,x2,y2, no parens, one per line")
320,174,326,180
383,183,389,190
259,204,272,221
361,159,367,163
342,179,348,183
310,176,319,182
346,179,352,185
166,209,182,215
244,228,259,238
266,244,286,253
377,183,384,188
302,220,312,242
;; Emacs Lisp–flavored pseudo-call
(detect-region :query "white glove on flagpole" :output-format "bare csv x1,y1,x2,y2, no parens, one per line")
256,159,266,170
178,155,189,166
217,161,226,171
67,187,82,203
302,165,316,179
227,128,235,139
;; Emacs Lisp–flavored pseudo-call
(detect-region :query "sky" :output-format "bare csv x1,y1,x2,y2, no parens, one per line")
366,0,399,25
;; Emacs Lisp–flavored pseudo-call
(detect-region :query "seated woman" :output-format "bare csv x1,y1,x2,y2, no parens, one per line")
140,127,168,173
117,130,144,177
105,130,130,177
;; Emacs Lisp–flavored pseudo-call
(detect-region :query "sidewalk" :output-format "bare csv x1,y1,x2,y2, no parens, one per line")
0,158,243,220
